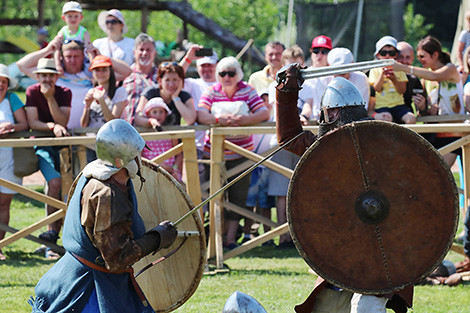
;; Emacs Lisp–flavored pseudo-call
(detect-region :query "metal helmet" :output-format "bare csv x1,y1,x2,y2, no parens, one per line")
222,291,267,313
321,76,366,110
95,119,145,168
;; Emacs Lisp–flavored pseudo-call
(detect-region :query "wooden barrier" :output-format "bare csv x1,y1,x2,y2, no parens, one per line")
0,129,201,251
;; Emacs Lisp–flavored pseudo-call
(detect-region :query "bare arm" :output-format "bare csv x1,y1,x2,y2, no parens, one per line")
457,41,465,71
179,44,203,73
393,62,461,84
134,95,151,127
233,107,270,126
174,97,196,125
112,58,132,81
372,69,386,92
12,107,29,132
17,36,62,80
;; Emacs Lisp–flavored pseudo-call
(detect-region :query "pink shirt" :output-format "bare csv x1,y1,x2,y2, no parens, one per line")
198,81,265,160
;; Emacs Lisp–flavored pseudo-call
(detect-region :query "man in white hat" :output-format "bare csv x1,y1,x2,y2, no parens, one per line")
93,9,135,65
24,58,72,259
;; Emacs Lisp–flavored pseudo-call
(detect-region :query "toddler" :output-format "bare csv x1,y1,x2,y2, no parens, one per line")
54,1,95,75
142,97,182,182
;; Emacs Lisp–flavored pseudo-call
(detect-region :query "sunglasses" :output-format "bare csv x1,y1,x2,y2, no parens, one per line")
105,19,121,25
160,62,178,68
379,49,397,57
219,71,236,78
63,39,84,47
312,48,330,55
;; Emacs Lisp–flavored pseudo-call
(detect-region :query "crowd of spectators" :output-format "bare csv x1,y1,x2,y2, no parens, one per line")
1,2,470,261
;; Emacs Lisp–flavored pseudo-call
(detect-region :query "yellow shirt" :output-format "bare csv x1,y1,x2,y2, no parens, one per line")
248,65,274,93
369,68,408,109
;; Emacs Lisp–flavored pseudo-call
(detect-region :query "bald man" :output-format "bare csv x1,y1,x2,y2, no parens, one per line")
397,41,429,115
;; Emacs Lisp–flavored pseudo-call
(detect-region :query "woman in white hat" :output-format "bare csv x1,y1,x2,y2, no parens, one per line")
92,9,135,66
0,64,29,260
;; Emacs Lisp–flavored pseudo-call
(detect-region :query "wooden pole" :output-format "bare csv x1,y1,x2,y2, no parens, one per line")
181,137,203,210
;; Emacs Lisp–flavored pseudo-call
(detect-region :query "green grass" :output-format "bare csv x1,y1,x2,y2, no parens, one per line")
1,186,470,312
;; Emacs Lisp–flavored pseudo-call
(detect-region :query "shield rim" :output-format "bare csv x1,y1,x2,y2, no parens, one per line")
287,120,459,294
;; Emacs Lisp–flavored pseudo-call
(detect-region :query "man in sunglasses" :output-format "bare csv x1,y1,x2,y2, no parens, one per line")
310,35,332,68
369,36,415,124
93,9,135,66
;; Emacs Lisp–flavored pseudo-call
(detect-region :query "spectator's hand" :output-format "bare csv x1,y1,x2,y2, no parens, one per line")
52,123,70,137
149,117,161,129
215,114,231,126
185,44,204,61
47,35,62,53
299,114,309,126
412,94,426,111
0,122,14,137
383,66,396,80
40,83,55,100
93,86,106,103
172,80,183,100
428,104,439,115
457,64,464,74
374,112,393,122
229,114,243,126
87,46,100,60
84,89,94,108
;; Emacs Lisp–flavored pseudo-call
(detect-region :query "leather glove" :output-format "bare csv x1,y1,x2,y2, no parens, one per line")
276,63,305,92
152,220,177,249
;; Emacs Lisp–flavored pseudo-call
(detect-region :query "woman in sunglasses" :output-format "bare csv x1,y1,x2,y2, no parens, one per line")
197,56,270,250
369,36,415,124
134,62,196,127
393,35,464,167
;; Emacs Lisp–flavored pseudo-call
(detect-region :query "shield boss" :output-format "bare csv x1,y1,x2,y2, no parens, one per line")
287,121,458,294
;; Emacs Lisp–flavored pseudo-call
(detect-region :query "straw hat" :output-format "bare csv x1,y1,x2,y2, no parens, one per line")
33,58,59,75
0,64,18,89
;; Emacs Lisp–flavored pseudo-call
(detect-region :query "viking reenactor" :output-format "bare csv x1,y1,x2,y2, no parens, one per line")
276,64,458,313
29,119,177,313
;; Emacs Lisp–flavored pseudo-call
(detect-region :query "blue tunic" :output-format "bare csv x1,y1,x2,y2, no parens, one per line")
29,175,155,313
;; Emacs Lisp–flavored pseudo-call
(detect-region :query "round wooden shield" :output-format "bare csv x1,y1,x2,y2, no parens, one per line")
287,121,458,294
132,160,206,312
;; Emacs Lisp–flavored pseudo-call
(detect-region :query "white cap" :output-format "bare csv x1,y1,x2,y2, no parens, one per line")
98,9,128,34
62,1,82,14
0,64,18,89
327,47,354,66
375,36,398,55
197,51,219,66
145,97,171,115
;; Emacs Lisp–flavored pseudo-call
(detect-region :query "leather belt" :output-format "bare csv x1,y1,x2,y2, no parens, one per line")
71,252,149,307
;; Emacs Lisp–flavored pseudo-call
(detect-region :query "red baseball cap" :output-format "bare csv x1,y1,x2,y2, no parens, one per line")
89,55,113,70
311,35,332,50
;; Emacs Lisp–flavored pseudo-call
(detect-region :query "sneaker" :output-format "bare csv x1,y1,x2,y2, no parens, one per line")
39,230,59,244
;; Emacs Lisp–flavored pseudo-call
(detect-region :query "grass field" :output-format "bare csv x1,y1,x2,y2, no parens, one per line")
1,185,470,313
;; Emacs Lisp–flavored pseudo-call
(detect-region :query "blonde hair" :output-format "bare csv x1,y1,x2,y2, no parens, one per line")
282,45,305,63
216,56,244,82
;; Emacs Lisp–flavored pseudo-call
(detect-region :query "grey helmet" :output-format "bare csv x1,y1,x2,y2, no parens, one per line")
96,119,145,168
321,77,366,122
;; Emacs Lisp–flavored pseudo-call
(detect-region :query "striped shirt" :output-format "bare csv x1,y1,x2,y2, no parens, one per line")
198,81,266,160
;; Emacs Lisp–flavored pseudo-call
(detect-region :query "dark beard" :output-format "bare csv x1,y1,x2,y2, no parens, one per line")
318,106,370,137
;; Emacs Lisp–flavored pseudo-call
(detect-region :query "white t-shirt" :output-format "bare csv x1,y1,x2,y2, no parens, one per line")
93,37,135,66
184,78,216,150
459,30,470,60
56,71,93,130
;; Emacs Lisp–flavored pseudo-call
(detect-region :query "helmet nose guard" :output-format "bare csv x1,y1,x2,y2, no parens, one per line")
96,119,145,168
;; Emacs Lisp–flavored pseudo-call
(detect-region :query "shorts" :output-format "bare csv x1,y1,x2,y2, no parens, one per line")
203,157,251,221
246,167,275,208
268,149,300,197
0,147,21,194
36,146,61,182
376,104,412,124
433,136,462,156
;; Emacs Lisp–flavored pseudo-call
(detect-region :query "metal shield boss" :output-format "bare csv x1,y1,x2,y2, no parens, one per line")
132,160,206,312
287,121,458,294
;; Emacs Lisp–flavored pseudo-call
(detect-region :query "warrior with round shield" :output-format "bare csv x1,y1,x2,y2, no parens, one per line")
29,119,177,313
275,64,458,313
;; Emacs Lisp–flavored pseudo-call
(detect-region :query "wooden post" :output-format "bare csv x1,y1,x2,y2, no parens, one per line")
141,4,149,33
463,142,470,213
208,132,225,269
37,0,44,27
59,147,73,202
181,136,202,209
